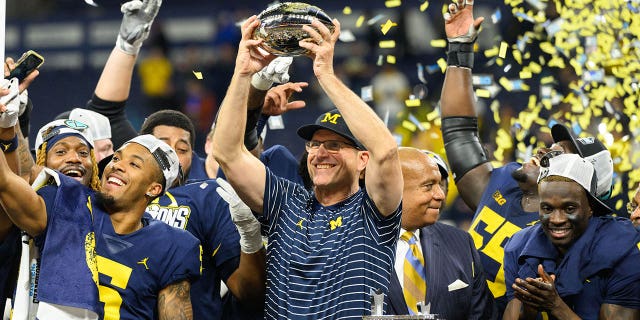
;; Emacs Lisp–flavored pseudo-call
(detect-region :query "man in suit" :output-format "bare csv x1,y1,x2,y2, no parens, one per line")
386,147,497,319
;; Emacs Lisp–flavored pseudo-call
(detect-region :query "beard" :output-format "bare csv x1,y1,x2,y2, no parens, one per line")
95,191,118,213
511,168,529,183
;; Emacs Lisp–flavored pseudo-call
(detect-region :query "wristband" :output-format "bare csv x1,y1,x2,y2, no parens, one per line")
447,42,475,69
0,134,19,153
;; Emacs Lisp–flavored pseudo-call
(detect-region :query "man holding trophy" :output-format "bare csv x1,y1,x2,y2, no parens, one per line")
212,3,403,319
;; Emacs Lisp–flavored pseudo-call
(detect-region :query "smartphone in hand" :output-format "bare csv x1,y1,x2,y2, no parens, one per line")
6,50,44,81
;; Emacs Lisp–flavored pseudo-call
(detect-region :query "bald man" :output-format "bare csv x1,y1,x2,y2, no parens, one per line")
386,147,496,319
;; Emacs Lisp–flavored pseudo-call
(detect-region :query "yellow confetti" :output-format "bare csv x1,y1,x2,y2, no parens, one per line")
420,1,429,11
430,39,447,48
499,77,513,91
379,40,396,48
437,58,447,73
475,89,491,98
402,120,417,132
343,6,352,15
386,55,396,64
385,0,402,8
499,42,509,59
491,100,501,124
519,70,532,79
380,19,398,35
540,76,555,85
484,46,499,58
426,109,439,121
193,71,203,80
356,15,365,28
405,99,421,107
513,49,522,64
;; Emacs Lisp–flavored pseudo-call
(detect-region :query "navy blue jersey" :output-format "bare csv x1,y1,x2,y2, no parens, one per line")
468,162,539,312
262,168,401,319
146,180,241,320
37,172,201,320
504,217,640,319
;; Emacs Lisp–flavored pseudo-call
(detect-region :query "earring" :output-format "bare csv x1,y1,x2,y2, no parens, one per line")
146,192,154,197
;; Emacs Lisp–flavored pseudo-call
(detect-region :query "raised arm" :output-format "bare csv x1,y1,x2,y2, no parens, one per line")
88,0,161,148
440,0,490,211
0,126,47,237
212,16,274,213
301,19,402,216
157,279,192,320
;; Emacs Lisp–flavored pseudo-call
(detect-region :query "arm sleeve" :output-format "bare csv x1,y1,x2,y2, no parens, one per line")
85,94,138,149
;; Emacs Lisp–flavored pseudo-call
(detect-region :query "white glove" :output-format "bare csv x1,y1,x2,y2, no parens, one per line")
251,57,293,90
0,78,21,128
18,89,28,117
215,178,263,254
116,0,162,55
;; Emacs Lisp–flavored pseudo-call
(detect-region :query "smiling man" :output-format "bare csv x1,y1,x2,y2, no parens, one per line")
33,119,100,189
385,148,496,319
212,16,403,319
503,153,640,319
0,132,201,319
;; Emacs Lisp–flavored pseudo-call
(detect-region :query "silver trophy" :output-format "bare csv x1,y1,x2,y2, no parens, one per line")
253,2,335,56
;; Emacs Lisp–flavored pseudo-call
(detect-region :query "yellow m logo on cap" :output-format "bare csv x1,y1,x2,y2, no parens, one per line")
321,112,341,124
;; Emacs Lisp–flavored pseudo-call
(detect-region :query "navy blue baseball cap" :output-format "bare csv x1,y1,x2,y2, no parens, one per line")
297,109,365,150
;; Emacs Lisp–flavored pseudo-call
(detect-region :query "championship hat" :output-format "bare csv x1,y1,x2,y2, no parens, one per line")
35,119,94,159
69,108,112,140
126,134,180,193
551,123,613,200
538,153,613,215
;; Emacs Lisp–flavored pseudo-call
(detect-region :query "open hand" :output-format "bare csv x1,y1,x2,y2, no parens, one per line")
444,0,484,43
262,82,308,116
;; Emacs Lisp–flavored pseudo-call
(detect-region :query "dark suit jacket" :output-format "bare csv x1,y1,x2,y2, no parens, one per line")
386,222,497,320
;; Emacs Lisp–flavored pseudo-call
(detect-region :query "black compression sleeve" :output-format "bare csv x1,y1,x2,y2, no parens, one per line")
244,106,263,151
441,116,488,182
86,94,138,149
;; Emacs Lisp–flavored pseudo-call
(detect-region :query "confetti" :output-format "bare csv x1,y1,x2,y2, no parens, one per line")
498,42,509,58
475,89,491,98
361,85,373,102
416,63,427,84
193,71,203,80
356,15,365,28
386,55,397,64
339,30,356,42
430,39,447,48
491,8,502,23
367,14,385,26
343,6,352,15
420,1,429,12
379,40,396,49
380,19,398,35
402,120,417,132
408,113,425,131
436,58,447,73
405,99,421,107
385,0,402,8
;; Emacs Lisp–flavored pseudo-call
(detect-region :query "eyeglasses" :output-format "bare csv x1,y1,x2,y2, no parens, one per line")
627,202,638,215
539,150,564,167
305,140,359,153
